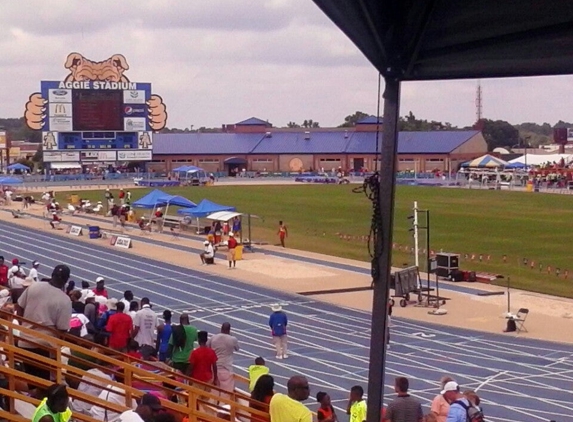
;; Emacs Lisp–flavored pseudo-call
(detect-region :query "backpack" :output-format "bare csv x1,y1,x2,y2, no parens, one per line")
69,315,84,337
453,400,485,422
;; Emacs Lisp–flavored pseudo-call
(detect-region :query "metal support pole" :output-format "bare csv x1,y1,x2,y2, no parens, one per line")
366,77,401,422
413,201,419,270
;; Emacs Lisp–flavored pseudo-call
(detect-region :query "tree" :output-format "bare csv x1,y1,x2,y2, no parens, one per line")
398,111,455,131
480,119,520,151
32,144,42,164
339,111,370,127
301,119,319,128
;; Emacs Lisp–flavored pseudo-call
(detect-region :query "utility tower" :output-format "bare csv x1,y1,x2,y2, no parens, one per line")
475,80,483,123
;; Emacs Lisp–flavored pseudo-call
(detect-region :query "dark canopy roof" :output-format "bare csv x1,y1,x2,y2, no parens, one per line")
311,0,573,80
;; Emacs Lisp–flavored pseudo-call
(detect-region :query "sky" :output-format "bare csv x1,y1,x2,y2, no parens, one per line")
1,0,573,130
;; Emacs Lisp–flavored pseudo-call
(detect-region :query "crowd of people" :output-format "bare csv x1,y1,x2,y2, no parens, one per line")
0,260,486,422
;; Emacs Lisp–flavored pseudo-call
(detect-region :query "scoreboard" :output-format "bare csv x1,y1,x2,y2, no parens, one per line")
40,80,153,162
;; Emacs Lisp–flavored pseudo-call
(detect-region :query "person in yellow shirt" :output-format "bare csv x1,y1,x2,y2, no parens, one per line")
249,356,270,391
269,376,312,422
347,385,367,422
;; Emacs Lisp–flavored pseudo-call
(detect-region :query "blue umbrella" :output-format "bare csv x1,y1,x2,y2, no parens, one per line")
0,177,23,185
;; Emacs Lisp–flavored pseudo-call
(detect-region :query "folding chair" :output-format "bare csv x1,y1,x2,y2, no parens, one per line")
512,308,529,333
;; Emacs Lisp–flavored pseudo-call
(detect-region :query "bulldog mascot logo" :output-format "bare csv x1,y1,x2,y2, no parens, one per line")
24,52,167,131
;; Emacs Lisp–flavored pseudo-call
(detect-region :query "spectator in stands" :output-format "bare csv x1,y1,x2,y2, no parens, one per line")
316,391,337,422
16,264,72,385
70,290,85,313
126,340,143,360
119,394,165,422
269,304,288,359
346,385,366,422
251,374,275,415
269,376,311,422
167,312,198,374
462,390,483,415
79,281,91,302
83,291,98,329
207,322,239,393
133,297,158,348
106,301,133,351
249,357,270,392
32,383,71,422
90,370,137,422
384,377,423,422
71,360,113,414
156,310,173,362
129,300,139,321
93,277,109,298
431,376,454,422
97,298,118,332
119,290,134,313
188,330,218,390
0,256,8,287
69,307,94,339
442,382,470,422
200,240,215,265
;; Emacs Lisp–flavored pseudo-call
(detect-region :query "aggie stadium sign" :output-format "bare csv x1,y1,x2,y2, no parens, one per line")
56,81,139,90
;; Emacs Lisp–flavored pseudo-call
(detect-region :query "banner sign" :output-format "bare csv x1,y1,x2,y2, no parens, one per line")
68,225,83,236
110,235,132,249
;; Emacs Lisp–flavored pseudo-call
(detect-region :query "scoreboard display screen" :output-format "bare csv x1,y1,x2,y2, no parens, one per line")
72,90,123,131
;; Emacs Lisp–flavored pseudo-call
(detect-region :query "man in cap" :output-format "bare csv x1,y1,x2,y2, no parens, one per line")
92,277,108,298
118,393,164,422
443,381,472,422
8,259,27,289
200,240,215,265
269,304,288,359
28,261,40,283
16,264,72,383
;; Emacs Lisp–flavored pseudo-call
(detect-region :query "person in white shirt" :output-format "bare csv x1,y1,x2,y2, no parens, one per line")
28,261,40,283
8,259,27,289
72,367,112,414
132,297,157,348
119,290,134,314
118,393,164,422
90,381,137,422
200,240,215,265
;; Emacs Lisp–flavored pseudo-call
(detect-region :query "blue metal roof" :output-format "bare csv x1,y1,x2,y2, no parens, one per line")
153,133,264,155
356,116,383,124
235,117,271,126
345,131,480,154
154,130,480,155
251,132,351,154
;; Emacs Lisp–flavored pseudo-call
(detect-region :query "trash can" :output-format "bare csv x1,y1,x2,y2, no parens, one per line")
89,226,100,239
235,245,244,261
526,181,533,192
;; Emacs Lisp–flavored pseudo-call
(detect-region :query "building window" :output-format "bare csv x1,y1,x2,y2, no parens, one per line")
252,158,273,163
319,159,341,162
426,158,444,162
198,159,220,164
151,159,165,163
399,159,415,163
172,159,193,163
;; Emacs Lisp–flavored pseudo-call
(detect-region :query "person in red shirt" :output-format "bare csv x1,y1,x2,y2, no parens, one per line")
93,277,109,298
49,212,62,229
227,232,238,269
126,340,142,360
0,257,8,287
105,301,133,351
189,331,218,389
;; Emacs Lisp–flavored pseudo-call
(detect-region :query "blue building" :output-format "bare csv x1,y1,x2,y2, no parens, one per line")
151,117,487,175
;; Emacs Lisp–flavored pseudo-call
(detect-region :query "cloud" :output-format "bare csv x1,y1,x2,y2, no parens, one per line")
0,0,572,131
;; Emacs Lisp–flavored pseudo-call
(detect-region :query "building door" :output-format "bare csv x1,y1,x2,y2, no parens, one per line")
353,158,364,171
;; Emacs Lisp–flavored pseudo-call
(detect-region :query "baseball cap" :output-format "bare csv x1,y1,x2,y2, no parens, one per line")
32,261,40,267
11,259,18,265
441,381,459,395
96,276,105,283
229,232,234,237
141,393,164,411
203,240,210,245
52,265,71,282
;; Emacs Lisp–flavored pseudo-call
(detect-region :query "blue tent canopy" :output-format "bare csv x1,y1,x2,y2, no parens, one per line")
132,189,196,208
505,162,526,169
0,177,23,185
177,199,235,218
7,163,30,171
460,154,508,168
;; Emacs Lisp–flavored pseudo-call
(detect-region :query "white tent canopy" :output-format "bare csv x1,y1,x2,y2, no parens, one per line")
50,162,82,169
509,153,573,166
206,211,242,221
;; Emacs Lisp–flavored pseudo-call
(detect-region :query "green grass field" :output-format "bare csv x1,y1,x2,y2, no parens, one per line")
56,184,573,298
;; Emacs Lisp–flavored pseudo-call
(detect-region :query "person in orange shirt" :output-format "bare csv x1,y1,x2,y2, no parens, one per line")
430,376,454,422
317,391,338,422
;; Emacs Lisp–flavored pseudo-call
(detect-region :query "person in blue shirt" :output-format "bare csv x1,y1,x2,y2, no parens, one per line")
269,304,288,359
156,310,173,362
